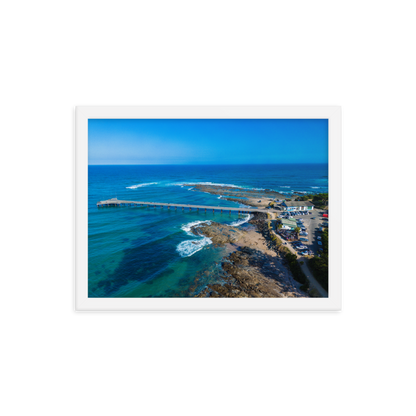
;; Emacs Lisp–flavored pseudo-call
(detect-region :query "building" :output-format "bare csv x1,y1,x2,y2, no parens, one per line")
281,200,314,212
280,218,298,230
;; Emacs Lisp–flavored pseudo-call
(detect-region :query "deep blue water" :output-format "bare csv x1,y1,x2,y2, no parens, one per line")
88,164,328,297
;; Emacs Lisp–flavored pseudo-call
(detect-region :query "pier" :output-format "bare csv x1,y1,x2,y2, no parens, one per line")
97,198,277,214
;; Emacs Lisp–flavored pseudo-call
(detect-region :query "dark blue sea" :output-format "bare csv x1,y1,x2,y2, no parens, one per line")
88,164,328,297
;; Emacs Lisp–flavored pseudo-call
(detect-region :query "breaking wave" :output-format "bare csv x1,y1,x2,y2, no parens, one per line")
181,220,212,236
126,182,158,189
229,214,252,227
177,220,213,257
173,181,240,188
176,238,212,257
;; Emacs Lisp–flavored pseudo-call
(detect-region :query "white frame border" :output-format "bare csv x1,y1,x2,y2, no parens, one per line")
75,106,341,311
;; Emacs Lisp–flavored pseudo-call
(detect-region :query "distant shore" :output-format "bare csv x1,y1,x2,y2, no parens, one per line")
183,183,287,210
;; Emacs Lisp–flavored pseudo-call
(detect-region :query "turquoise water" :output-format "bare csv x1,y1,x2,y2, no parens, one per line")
88,164,328,297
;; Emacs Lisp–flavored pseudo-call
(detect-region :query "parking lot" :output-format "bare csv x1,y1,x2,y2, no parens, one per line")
278,209,328,256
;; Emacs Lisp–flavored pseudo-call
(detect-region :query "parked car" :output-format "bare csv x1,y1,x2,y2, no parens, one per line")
317,236,321,240
317,241,322,246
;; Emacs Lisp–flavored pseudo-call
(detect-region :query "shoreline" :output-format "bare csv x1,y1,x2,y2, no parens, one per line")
184,183,328,298
191,214,307,298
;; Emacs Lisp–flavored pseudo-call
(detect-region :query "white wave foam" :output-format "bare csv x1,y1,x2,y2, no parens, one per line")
176,237,212,257
173,181,240,188
177,220,213,257
181,220,212,236
229,214,252,227
311,186,320,189
218,195,222,199
126,182,158,189
192,182,239,187
166,181,277,192
281,186,290,188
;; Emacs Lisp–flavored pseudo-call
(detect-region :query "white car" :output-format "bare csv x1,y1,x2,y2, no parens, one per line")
317,236,322,240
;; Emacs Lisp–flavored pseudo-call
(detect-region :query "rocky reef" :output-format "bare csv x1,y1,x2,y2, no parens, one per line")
197,247,300,298
183,184,286,200
190,221,246,246
191,216,304,298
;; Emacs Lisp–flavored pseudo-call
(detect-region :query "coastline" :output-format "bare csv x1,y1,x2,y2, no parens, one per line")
88,166,329,298
190,213,307,298
182,184,331,298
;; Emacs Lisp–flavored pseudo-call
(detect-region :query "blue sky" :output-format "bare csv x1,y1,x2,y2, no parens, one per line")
88,119,328,165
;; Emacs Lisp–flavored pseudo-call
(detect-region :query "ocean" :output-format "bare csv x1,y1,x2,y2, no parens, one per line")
88,164,328,297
